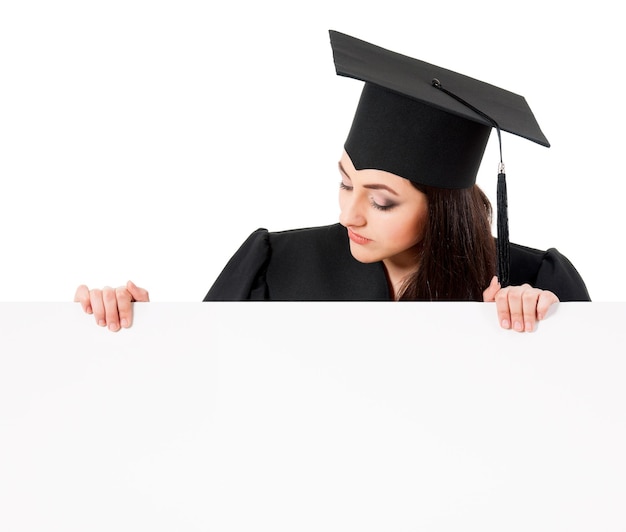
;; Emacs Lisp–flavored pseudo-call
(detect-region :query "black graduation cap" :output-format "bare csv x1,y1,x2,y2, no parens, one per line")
329,29,550,286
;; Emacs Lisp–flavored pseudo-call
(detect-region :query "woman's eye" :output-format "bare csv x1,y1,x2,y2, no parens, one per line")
339,181,352,191
370,196,396,211
370,200,395,211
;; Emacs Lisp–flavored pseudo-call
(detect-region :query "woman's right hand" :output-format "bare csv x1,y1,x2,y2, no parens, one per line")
74,280,150,332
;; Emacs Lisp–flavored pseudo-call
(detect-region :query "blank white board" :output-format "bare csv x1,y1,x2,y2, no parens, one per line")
1,302,624,531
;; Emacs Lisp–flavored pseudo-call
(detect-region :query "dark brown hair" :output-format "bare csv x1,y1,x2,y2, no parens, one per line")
398,184,496,301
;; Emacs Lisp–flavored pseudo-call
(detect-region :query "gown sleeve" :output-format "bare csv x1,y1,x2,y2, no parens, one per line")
509,244,591,302
203,228,271,301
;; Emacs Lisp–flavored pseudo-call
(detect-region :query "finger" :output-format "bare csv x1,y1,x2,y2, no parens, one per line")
537,290,559,321
74,284,93,314
494,288,512,330
126,280,150,302
482,276,500,302
116,286,134,328
89,289,107,327
102,286,121,332
522,289,541,332
506,286,526,332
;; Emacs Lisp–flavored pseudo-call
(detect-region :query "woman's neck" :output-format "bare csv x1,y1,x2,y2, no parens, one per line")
383,258,419,300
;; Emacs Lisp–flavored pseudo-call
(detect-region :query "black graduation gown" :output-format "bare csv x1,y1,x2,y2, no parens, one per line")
204,223,590,302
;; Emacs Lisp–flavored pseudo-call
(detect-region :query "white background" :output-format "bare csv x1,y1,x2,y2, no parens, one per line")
1,0,623,302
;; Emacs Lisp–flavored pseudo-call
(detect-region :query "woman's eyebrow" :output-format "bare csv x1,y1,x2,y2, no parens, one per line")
338,161,352,181
364,183,399,196
338,161,399,196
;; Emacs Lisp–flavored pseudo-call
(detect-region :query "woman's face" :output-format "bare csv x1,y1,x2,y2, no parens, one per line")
338,150,428,269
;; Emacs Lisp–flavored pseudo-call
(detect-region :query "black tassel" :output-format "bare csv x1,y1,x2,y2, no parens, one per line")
432,78,511,286
497,169,510,287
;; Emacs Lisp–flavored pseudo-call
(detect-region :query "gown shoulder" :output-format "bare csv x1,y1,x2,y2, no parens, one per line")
508,243,591,301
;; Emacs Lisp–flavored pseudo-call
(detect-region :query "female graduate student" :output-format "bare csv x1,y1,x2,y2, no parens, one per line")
74,30,590,332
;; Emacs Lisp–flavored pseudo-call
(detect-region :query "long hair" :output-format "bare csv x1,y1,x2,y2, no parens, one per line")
398,183,496,301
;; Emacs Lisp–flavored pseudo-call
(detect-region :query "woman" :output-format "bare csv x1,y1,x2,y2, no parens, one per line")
75,31,590,332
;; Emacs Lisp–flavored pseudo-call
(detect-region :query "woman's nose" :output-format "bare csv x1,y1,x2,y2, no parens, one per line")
339,194,366,227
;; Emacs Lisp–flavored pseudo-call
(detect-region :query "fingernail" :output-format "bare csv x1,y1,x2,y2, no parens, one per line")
121,318,129,328
108,322,119,332
525,321,533,332
86,306,93,314
98,319,106,327
501,319,510,329
514,321,523,331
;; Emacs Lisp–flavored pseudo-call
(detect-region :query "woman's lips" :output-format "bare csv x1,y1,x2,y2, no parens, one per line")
347,228,372,245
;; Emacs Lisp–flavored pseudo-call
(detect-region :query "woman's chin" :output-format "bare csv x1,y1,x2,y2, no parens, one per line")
348,244,380,264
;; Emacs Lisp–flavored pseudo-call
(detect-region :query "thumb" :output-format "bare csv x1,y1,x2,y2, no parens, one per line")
126,280,150,302
482,276,501,302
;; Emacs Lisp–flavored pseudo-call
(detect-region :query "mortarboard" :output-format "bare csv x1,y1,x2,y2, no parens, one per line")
329,30,550,286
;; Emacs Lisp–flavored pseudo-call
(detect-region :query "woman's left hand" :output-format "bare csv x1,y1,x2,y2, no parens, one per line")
483,276,559,332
